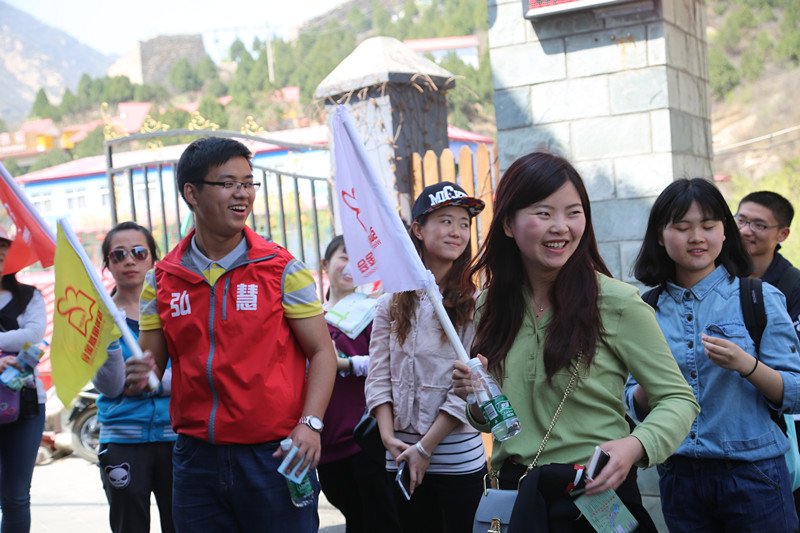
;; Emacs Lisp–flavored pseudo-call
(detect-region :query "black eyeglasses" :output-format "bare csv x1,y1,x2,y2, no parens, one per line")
192,180,261,192
108,246,150,264
734,215,781,233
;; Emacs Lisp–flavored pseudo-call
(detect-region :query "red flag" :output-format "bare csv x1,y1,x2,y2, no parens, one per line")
0,163,56,273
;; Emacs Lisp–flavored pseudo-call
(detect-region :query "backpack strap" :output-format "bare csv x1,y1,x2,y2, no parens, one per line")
739,277,767,357
739,277,787,434
777,266,800,300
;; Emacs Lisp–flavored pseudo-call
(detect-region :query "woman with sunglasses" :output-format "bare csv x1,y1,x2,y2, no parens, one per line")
91,222,176,533
0,226,47,533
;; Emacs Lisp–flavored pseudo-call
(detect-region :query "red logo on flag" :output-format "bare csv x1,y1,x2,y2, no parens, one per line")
56,287,96,337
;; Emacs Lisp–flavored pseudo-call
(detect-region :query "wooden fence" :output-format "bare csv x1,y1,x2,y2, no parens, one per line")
409,143,499,255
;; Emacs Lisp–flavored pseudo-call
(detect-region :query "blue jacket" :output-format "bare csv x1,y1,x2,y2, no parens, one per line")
625,265,800,462
96,321,176,444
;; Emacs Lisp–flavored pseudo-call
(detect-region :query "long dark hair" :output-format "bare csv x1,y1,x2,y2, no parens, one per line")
468,152,610,382
390,211,477,345
634,178,751,287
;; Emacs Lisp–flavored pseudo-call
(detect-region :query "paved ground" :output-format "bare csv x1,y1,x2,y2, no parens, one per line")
28,454,346,533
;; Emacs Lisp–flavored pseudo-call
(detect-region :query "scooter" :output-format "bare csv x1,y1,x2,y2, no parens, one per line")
68,386,100,463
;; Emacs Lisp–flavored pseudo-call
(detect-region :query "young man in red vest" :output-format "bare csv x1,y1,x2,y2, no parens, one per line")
128,137,336,532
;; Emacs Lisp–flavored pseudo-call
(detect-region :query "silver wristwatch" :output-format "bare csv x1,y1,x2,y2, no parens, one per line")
298,415,324,433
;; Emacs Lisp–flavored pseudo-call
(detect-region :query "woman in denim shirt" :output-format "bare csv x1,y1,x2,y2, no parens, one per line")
626,178,800,532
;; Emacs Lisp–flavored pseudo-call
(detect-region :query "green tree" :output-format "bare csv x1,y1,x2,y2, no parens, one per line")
757,30,774,58
77,73,93,108
72,126,105,159
372,1,390,33
157,109,194,146
197,95,228,129
31,88,50,116
709,45,740,98
776,1,800,64
196,56,220,82
28,149,72,173
102,76,135,103
2,158,23,177
758,5,777,22
718,15,743,52
740,44,764,81
230,38,250,63
231,89,253,109
133,83,170,103
346,6,370,32
168,59,201,92
206,78,228,98
233,53,255,86
247,59,270,93
59,88,79,115
403,0,418,19
30,88,60,120
0,118,7,133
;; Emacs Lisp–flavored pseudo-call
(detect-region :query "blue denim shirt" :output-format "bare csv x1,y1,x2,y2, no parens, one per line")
625,265,800,461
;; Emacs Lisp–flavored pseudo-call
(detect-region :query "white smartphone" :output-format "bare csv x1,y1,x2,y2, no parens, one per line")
586,446,610,481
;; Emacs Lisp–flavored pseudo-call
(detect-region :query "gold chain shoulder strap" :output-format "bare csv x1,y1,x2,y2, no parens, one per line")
482,352,583,493
520,352,583,484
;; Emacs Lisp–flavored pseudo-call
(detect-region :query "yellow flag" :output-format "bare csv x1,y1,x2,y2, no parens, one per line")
50,220,120,406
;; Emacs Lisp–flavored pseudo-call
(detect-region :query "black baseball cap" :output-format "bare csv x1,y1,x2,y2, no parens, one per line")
411,181,485,222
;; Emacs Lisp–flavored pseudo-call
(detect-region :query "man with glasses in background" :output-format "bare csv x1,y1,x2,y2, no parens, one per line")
736,191,800,336
126,136,337,532
736,190,800,509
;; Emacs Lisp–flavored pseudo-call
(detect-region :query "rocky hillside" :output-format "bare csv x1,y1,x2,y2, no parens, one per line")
0,1,113,124
712,67,800,182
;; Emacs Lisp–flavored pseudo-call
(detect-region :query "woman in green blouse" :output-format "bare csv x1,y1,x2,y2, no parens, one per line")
452,152,699,532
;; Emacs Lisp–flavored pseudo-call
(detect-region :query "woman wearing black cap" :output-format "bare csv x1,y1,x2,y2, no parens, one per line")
0,226,47,533
364,181,488,533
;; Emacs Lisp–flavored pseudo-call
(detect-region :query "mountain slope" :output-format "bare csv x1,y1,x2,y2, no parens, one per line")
0,1,113,124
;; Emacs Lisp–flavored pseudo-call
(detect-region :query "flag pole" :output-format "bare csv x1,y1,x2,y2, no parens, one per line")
424,282,470,363
58,218,160,389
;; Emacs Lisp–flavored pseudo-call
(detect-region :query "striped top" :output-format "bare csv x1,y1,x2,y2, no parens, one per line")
385,430,486,475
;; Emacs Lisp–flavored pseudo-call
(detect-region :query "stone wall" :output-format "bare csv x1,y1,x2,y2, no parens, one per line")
107,34,206,88
488,0,711,282
107,46,143,85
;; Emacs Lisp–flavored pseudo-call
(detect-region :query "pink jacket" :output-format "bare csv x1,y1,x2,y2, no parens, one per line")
365,291,475,435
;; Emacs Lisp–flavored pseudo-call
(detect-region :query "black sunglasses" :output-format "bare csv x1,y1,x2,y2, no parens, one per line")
108,246,150,264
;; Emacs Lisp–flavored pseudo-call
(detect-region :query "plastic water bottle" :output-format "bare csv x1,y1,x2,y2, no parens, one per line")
0,342,43,391
277,438,314,507
467,358,522,441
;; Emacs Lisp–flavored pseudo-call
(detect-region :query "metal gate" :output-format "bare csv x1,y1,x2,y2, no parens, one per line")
104,129,335,298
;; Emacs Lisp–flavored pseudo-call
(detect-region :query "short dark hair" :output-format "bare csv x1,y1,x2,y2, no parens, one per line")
175,137,253,208
739,191,795,228
635,178,751,287
101,221,159,270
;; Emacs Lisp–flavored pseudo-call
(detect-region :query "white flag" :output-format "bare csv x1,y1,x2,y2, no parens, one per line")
331,106,435,293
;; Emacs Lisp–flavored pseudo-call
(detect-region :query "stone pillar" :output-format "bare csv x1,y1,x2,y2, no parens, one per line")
315,36,455,221
489,0,711,281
